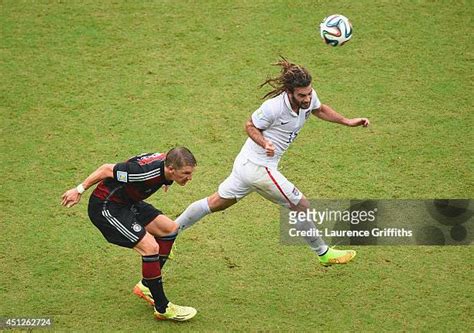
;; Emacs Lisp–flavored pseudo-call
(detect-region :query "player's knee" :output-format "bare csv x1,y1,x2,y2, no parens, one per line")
208,193,235,212
163,221,179,235
144,242,160,256
207,193,220,211
139,237,160,256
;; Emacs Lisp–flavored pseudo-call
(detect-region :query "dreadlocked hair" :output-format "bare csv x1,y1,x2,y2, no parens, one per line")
260,56,312,100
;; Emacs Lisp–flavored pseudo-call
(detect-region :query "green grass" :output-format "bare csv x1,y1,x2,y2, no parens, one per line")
1,0,473,331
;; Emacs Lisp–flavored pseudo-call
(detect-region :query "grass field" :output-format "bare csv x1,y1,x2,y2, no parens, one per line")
1,0,473,331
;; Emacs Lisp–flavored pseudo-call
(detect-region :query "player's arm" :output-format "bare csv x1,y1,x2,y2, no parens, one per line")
312,104,369,127
61,163,115,208
245,118,275,157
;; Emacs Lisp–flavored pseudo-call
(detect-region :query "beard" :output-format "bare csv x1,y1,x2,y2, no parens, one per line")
300,101,310,109
290,94,311,110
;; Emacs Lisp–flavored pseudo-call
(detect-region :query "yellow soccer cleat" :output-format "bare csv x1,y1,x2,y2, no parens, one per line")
319,247,357,266
154,302,197,322
133,280,154,306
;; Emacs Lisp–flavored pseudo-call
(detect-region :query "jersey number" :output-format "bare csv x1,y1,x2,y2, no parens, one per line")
288,131,299,143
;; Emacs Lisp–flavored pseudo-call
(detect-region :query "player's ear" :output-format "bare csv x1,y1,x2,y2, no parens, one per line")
165,165,175,180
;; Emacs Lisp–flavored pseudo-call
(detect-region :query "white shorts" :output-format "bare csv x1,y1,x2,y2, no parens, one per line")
218,152,303,208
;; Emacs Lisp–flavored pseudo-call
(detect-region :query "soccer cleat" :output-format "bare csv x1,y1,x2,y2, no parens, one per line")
154,302,197,321
319,247,356,266
133,280,155,306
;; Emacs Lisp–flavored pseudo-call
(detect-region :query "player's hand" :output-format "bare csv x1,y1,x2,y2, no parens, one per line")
264,139,276,157
61,188,82,208
347,118,370,127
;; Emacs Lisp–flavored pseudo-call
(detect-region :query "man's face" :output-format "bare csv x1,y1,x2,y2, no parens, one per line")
169,165,195,186
288,85,312,110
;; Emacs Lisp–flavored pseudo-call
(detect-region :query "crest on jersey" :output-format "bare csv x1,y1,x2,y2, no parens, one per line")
305,110,311,119
132,223,142,232
117,171,128,183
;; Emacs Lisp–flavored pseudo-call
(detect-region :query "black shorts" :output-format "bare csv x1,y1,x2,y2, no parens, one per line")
88,195,162,248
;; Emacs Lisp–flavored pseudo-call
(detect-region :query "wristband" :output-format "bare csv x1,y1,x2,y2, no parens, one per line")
76,184,85,194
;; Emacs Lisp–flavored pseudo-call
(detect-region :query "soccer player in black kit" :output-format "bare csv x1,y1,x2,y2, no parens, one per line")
61,147,197,321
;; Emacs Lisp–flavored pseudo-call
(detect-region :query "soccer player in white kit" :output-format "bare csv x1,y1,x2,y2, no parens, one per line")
177,57,369,266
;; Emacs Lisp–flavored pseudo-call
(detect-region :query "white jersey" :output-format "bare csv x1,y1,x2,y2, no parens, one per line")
239,89,321,169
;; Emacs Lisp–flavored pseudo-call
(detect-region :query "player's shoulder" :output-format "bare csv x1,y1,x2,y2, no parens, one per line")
259,93,286,115
128,152,166,166
263,92,286,105
311,88,322,109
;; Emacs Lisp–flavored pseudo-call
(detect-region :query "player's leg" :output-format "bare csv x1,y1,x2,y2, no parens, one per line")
131,203,178,305
174,192,237,231
133,233,168,311
254,177,328,255
144,214,179,268
254,168,356,265
208,192,238,212
175,156,251,230
292,194,356,266
134,206,234,309
289,194,329,255
134,233,196,321
131,201,178,269
87,197,195,321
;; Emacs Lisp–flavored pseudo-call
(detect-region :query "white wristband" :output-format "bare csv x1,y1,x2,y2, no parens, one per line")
76,184,85,194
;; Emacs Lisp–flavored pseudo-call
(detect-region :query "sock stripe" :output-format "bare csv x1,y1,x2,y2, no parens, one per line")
142,255,160,262
157,233,177,241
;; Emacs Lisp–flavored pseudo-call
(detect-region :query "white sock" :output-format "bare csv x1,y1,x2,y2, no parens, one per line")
295,217,328,255
176,198,211,231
